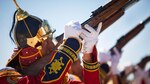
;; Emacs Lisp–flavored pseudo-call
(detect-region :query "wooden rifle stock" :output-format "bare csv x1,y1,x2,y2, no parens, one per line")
110,16,150,55
81,0,139,33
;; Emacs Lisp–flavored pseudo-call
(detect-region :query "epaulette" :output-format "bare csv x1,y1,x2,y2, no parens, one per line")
18,47,42,68
0,67,21,77
0,67,22,84
6,49,22,69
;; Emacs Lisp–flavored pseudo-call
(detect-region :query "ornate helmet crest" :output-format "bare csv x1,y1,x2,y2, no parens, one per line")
10,0,55,49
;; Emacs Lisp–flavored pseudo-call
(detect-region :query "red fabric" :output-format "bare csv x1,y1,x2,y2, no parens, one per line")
17,76,30,84
141,79,146,84
19,47,39,56
82,45,100,84
0,77,9,84
69,80,84,84
17,51,73,84
16,44,100,84
17,76,85,84
16,49,101,84
19,47,42,67
92,45,98,62
0,76,21,84
83,69,100,84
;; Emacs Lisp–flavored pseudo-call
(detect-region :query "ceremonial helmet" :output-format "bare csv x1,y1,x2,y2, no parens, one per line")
10,0,54,49
7,0,55,74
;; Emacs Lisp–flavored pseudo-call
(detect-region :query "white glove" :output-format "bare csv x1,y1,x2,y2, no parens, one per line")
134,66,148,79
81,22,102,53
98,49,111,63
133,66,148,84
64,21,82,41
124,65,135,75
110,47,121,74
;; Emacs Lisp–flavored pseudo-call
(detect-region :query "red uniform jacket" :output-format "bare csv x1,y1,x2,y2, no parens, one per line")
6,38,100,84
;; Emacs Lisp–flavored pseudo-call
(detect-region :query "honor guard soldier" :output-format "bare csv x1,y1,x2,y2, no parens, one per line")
6,0,101,84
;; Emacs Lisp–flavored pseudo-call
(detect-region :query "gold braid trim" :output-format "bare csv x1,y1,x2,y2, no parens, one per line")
6,49,22,66
16,8,29,21
59,45,77,62
19,50,41,59
83,61,99,72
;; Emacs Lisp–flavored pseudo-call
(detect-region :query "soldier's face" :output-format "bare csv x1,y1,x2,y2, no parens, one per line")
41,37,55,56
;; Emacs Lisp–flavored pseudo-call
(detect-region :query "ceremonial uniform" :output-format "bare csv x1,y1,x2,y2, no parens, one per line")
6,1,101,84
7,38,100,84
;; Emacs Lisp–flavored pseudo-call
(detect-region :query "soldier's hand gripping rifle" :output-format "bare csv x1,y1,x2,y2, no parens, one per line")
11,0,139,76
120,55,150,80
108,17,150,83
110,16,150,55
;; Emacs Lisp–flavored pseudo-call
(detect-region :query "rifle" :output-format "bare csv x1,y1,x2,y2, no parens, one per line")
110,16,150,55
137,55,150,69
81,0,139,32
57,0,139,43
15,0,139,76
120,55,150,81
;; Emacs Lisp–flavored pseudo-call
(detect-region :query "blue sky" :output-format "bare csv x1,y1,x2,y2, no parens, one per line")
0,0,150,71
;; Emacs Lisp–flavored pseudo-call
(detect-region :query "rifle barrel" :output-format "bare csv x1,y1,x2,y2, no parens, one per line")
142,16,150,25
58,0,139,43
123,0,139,10
101,9,124,33
110,16,150,55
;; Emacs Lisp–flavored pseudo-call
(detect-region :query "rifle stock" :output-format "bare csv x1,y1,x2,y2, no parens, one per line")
110,16,150,55
102,9,124,31
81,0,139,33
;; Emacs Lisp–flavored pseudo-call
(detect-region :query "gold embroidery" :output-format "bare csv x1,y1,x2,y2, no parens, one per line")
48,57,64,74
19,51,41,59
83,61,99,70
59,46,77,62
